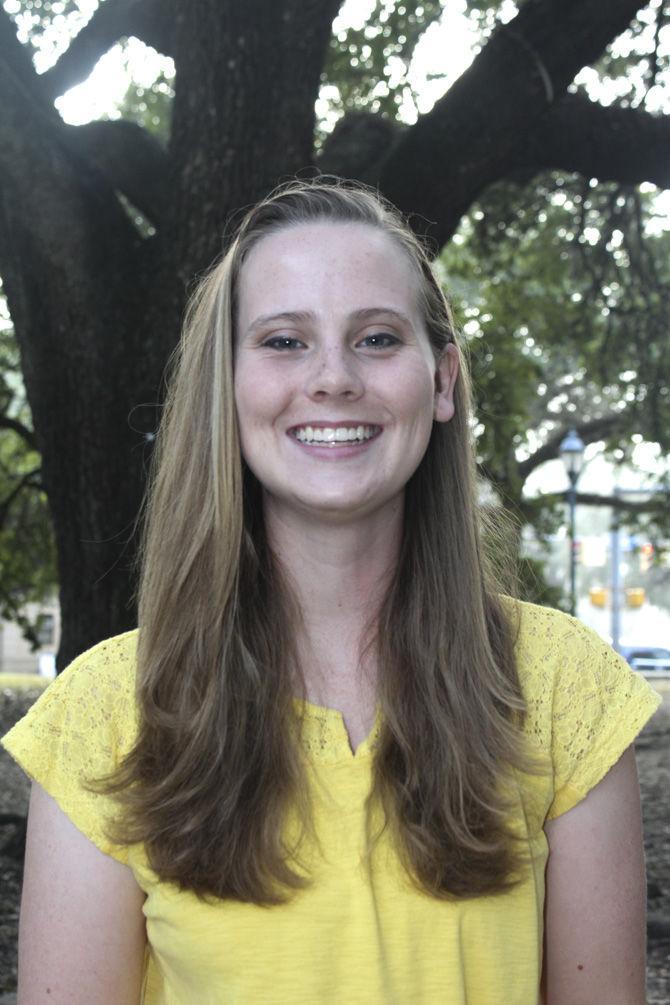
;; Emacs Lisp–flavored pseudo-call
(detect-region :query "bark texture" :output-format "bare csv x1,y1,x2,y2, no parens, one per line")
0,0,666,665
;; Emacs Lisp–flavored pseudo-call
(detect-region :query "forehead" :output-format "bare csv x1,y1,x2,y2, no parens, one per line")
236,221,421,322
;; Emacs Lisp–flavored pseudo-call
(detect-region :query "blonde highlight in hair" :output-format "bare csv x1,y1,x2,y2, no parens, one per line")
93,177,538,904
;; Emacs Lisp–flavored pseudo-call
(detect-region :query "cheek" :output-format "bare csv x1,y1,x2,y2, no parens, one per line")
234,361,267,417
234,372,253,416
234,363,291,435
392,360,436,423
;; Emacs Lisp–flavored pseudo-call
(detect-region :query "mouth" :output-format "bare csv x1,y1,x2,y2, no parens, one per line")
288,423,382,446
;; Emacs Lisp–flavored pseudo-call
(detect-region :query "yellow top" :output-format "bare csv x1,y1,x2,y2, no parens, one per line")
2,601,661,1004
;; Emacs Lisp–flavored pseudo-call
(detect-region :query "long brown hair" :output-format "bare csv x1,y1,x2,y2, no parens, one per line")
96,177,537,904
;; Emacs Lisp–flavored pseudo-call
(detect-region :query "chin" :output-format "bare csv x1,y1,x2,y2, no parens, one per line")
294,489,402,522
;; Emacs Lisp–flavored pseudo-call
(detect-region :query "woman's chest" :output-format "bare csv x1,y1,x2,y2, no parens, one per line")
136,772,551,1004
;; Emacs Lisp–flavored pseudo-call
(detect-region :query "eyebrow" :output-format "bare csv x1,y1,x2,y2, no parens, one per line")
245,306,415,335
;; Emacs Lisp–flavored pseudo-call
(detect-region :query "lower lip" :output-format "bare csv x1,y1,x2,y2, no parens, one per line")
288,432,381,459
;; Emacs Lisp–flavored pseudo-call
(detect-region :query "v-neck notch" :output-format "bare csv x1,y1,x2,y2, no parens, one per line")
292,697,382,763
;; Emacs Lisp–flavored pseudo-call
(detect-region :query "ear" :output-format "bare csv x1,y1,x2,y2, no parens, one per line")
433,344,459,423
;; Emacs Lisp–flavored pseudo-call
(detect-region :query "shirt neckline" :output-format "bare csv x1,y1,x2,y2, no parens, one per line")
291,697,382,762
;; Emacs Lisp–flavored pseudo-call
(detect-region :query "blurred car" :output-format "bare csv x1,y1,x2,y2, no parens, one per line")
619,645,670,675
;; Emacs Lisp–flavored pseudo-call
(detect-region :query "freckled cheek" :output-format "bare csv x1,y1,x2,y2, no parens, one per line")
234,370,294,434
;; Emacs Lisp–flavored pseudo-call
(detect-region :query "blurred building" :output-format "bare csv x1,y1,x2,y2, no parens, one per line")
0,601,60,676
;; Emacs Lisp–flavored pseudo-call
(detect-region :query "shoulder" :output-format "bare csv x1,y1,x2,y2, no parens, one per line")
502,597,648,700
504,596,598,664
37,629,139,724
57,629,139,696
501,599,660,818
501,596,660,753
2,629,140,766
1,630,140,862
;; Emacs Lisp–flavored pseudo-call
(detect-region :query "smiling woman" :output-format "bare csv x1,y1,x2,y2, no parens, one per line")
1,177,661,1005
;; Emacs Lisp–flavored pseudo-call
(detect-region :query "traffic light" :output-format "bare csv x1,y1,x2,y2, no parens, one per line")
640,543,654,572
626,588,646,608
589,587,608,608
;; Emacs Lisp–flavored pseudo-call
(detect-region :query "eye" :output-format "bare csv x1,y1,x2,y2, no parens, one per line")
262,335,305,351
358,332,400,350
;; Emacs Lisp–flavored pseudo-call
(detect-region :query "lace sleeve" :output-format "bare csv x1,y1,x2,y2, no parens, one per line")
544,615,660,819
0,631,138,862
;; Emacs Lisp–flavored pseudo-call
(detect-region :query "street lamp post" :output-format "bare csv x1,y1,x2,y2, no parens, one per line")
559,429,585,618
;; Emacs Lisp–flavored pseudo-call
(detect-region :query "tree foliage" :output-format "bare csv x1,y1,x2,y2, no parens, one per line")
0,306,56,645
444,172,670,465
322,0,445,122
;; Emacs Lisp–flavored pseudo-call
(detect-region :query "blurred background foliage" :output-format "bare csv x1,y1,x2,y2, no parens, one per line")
0,293,57,647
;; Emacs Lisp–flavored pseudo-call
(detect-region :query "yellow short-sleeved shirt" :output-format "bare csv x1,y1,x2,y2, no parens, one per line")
2,601,661,1004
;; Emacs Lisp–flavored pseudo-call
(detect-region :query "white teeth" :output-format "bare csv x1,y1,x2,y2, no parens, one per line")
293,425,378,445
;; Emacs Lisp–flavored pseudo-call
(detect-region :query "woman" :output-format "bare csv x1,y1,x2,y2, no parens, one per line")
3,178,660,1004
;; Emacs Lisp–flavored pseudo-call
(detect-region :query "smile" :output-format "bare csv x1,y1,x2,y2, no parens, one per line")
290,424,381,445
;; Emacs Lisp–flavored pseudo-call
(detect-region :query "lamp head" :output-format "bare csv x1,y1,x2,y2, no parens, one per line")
559,428,585,480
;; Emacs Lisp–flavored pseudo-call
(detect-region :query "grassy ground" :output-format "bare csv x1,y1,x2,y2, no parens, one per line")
0,676,49,692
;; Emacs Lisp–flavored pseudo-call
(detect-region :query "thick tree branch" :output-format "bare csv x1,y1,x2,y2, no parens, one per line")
574,491,667,512
514,93,670,189
538,489,668,514
40,0,174,103
317,111,403,179
375,0,649,247
0,466,41,530
0,17,155,479
0,50,138,274
517,416,624,482
0,8,54,111
65,120,169,226
0,415,37,451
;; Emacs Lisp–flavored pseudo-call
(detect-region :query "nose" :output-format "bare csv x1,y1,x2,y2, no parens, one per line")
305,343,364,400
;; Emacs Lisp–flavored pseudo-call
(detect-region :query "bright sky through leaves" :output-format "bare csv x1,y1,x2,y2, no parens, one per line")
5,0,479,126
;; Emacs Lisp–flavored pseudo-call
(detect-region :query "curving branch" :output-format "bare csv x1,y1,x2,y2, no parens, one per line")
522,488,668,519
1,8,167,240
317,111,403,179
65,120,169,226
0,7,54,110
0,466,41,530
0,415,37,451
40,0,174,103
0,42,139,276
375,0,650,246
573,490,668,512
516,416,624,483
513,93,670,190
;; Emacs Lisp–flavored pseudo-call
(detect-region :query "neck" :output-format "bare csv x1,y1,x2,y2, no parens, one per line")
263,496,403,691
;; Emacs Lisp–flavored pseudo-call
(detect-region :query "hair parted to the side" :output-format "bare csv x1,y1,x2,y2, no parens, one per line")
92,176,540,905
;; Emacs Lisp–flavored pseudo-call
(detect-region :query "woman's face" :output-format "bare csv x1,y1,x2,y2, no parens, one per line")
234,221,458,525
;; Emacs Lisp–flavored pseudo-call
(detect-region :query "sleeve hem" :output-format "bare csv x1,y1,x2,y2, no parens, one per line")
546,687,661,821
1,734,130,865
